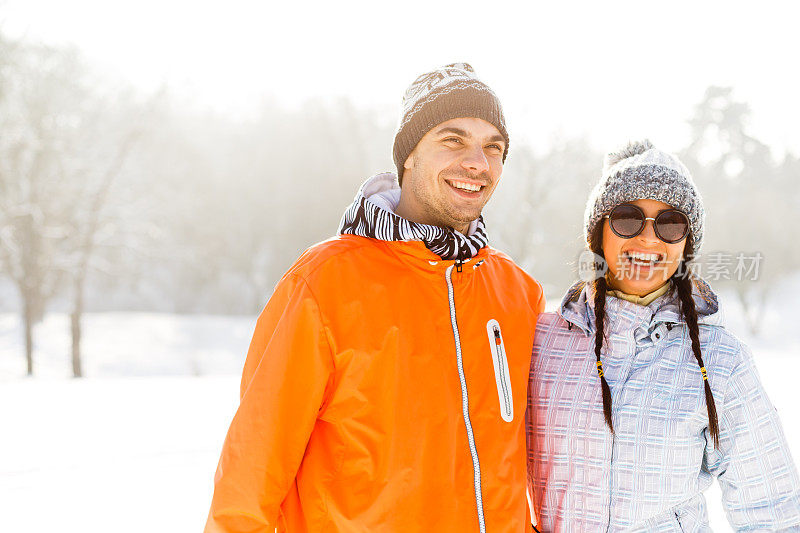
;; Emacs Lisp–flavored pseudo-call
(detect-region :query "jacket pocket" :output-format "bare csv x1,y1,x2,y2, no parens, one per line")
486,319,513,422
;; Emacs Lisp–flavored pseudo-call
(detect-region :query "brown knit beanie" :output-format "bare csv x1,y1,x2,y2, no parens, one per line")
393,63,508,183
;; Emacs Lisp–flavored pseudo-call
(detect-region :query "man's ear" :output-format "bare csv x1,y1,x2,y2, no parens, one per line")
403,152,414,172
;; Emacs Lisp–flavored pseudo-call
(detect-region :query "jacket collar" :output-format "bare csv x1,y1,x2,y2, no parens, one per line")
559,277,724,336
337,173,489,261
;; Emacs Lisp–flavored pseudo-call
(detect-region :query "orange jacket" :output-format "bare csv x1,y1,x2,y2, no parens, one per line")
205,234,544,532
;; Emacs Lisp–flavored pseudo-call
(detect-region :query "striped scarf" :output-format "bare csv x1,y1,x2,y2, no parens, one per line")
338,173,489,260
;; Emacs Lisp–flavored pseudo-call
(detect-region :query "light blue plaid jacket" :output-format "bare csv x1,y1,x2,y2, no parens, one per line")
526,279,800,532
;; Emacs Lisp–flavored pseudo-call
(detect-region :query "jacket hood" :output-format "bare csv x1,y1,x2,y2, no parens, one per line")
558,277,725,336
338,173,489,260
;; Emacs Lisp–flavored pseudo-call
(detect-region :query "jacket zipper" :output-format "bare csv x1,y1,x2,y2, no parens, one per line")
486,319,513,422
494,330,511,417
446,264,486,533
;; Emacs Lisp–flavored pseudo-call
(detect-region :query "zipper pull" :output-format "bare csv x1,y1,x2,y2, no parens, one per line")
455,259,463,273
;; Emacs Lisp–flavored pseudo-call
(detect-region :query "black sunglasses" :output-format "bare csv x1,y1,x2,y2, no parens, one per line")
604,204,690,244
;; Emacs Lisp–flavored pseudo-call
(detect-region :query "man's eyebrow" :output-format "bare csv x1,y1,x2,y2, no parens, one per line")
434,127,505,145
434,126,469,138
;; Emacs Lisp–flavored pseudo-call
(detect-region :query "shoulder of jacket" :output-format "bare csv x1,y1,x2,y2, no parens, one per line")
284,234,379,281
483,245,516,265
532,312,586,361
484,246,543,291
681,318,744,361
535,311,573,334
672,322,751,393
702,331,758,403
709,328,752,369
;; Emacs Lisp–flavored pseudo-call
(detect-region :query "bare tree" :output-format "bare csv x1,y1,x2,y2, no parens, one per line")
65,104,147,377
681,86,793,334
0,38,155,375
0,43,90,374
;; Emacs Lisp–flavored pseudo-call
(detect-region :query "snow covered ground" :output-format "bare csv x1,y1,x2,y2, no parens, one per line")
0,375,238,533
1,283,799,532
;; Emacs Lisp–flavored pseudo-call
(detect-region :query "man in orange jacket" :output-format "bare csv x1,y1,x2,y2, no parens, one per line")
205,63,545,533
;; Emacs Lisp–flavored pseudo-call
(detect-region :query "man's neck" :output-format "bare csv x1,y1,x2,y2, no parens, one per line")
454,223,470,235
395,195,470,235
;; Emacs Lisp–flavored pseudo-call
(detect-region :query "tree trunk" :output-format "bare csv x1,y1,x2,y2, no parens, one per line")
736,285,766,336
748,286,771,336
71,275,85,378
23,299,34,376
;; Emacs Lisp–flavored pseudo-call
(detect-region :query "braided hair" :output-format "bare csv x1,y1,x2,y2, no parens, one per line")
589,223,720,448
673,263,720,448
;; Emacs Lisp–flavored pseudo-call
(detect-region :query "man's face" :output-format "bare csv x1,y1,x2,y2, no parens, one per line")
399,117,505,234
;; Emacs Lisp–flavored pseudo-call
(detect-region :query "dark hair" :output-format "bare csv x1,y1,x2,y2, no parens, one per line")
589,222,720,448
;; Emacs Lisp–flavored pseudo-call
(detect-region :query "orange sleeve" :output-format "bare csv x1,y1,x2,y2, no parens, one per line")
527,283,545,529
205,274,335,533
535,286,546,314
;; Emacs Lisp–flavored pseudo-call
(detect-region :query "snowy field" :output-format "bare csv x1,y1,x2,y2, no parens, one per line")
1,284,799,532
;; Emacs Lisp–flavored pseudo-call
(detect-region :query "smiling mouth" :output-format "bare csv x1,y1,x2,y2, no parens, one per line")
445,178,485,193
624,251,664,267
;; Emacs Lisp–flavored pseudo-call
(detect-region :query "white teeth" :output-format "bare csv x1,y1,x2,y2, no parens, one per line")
449,180,482,192
627,251,661,262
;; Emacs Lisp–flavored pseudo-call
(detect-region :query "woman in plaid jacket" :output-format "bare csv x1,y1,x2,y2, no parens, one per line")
526,140,800,532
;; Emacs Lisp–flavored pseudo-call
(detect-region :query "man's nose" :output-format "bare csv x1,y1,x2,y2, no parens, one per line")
461,144,490,174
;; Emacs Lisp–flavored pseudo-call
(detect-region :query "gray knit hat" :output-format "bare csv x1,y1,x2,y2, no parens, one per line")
584,139,705,252
393,63,508,183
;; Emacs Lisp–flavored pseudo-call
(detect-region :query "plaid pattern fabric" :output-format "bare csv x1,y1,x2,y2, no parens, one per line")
526,282,800,532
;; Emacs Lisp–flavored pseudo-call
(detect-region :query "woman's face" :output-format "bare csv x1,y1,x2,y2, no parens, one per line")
602,198,688,296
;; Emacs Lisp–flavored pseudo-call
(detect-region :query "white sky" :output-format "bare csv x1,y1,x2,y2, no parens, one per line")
3,0,799,156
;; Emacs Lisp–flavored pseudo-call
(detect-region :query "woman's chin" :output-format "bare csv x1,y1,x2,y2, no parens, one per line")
608,277,668,297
